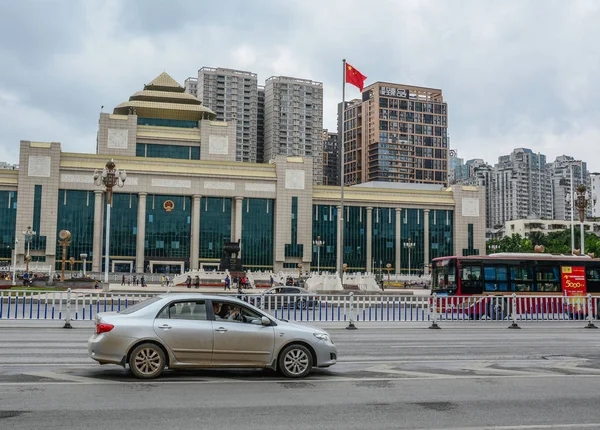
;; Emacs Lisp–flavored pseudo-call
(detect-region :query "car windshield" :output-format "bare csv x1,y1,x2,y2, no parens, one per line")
118,296,163,314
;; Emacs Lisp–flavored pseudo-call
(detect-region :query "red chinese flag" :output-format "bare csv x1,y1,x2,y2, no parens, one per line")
346,63,367,91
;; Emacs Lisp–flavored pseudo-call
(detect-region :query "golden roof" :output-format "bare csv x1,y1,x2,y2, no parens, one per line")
145,72,185,92
130,90,201,105
114,100,215,121
113,72,216,121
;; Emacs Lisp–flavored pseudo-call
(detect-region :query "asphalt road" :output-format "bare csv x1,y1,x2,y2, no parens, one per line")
0,321,599,429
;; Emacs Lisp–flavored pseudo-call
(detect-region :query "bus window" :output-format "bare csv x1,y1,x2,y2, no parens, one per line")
586,266,600,293
483,265,508,292
460,265,483,294
535,265,560,292
509,263,534,292
432,259,457,294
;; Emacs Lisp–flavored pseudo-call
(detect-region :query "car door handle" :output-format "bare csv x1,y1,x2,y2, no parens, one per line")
215,327,228,333
158,324,172,330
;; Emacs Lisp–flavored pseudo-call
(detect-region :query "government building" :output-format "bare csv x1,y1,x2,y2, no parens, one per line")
0,73,485,275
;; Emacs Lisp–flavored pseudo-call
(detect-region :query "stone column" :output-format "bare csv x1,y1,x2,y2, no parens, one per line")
395,208,401,274
135,193,147,273
234,197,243,254
336,205,342,275
366,207,373,273
190,195,201,271
424,209,430,275
92,191,104,273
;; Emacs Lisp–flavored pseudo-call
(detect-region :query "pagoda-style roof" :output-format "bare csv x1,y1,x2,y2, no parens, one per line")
113,72,216,121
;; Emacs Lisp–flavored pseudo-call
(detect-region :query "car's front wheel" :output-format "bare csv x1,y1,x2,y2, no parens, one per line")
129,343,166,379
278,344,313,378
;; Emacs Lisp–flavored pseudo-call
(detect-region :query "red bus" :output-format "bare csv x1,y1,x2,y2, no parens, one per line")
431,253,600,319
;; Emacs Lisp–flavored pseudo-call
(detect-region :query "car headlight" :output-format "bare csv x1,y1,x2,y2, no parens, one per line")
313,333,330,342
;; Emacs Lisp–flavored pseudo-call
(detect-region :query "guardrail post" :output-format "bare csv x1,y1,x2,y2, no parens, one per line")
508,293,521,329
429,293,441,329
63,288,72,329
346,292,357,330
585,293,597,329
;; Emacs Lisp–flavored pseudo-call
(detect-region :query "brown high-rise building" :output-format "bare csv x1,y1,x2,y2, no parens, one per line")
338,82,448,186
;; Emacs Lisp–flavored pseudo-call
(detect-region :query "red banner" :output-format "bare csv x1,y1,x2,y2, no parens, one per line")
561,266,586,296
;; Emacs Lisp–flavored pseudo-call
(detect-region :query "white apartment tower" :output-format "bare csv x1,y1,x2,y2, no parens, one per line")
591,173,600,218
489,148,552,228
547,156,588,221
264,76,324,185
195,67,258,163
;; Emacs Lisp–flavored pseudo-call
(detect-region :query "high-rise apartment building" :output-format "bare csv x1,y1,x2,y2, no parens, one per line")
488,148,552,228
194,67,258,162
264,76,324,184
339,82,448,186
591,173,600,218
322,130,339,186
184,77,198,97
257,86,265,163
547,156,588,221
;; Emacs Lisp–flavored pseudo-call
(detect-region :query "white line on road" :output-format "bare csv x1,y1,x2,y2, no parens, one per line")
414,424,600,430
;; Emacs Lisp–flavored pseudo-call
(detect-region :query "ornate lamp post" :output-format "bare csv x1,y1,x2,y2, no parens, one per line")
385,263,392,287
11,238,18,286
313,236,324,273
297,263,303,285
22,226,37,273
80,253,88,277
404,238,415,277
575,184,595,255
58,230,71,281
94,159,126,283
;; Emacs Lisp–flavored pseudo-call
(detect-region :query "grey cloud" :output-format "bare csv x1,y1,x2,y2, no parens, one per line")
0,0,599,170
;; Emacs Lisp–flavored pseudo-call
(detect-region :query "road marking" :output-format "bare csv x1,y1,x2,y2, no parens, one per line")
414,424,600,430
22,371,107,384
0,373,600,386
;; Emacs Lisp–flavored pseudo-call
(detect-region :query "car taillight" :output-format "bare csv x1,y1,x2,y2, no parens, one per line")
96,323,114,334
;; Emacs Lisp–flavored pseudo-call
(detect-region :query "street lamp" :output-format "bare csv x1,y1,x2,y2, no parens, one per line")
94,159,126,283
385,263,392,287
575,184,595,255
22,226,37,273
313,236,324,273
80,253,88,277
404,238,415,277
11,238,18,286
297,263,303,285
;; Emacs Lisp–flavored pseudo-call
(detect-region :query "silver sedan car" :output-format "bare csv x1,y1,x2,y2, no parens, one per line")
88,294,337,379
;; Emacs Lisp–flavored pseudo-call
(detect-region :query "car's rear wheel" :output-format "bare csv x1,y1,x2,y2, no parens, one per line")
129,343,166,379
278,344,313,378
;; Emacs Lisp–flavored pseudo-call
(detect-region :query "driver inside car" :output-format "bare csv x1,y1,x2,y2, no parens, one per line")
213,302,242,321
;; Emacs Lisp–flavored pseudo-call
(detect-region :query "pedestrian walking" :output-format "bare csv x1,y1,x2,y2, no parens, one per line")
194,275,200,289
186,275,192,289
270,275,274,288
133,275,137,286
224,275,231,291
141,276,146,287
121,275,126,286
166,275,170,287
161,275,165,287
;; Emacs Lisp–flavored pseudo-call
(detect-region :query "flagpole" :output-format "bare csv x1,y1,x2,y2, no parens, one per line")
338,59,346,277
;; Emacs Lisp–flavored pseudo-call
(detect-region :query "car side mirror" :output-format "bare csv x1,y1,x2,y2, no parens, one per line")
261,316,271,326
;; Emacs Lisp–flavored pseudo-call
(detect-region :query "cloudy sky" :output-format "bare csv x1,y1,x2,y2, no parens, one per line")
1,0,599,170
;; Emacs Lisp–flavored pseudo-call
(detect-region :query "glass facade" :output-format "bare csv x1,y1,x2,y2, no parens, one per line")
401,209,425,275
372,207,396,271
463,223,479,256
30,185,46,250
429,210,454,260
241,199,274,270
56,190,95,270
0,191,17,260
137,117,199,128
344,206,367,271
136,143,200,160
199,197,231,262
285,197,303,258
145,195,191,261
312,205,338,271
103,193,138,265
